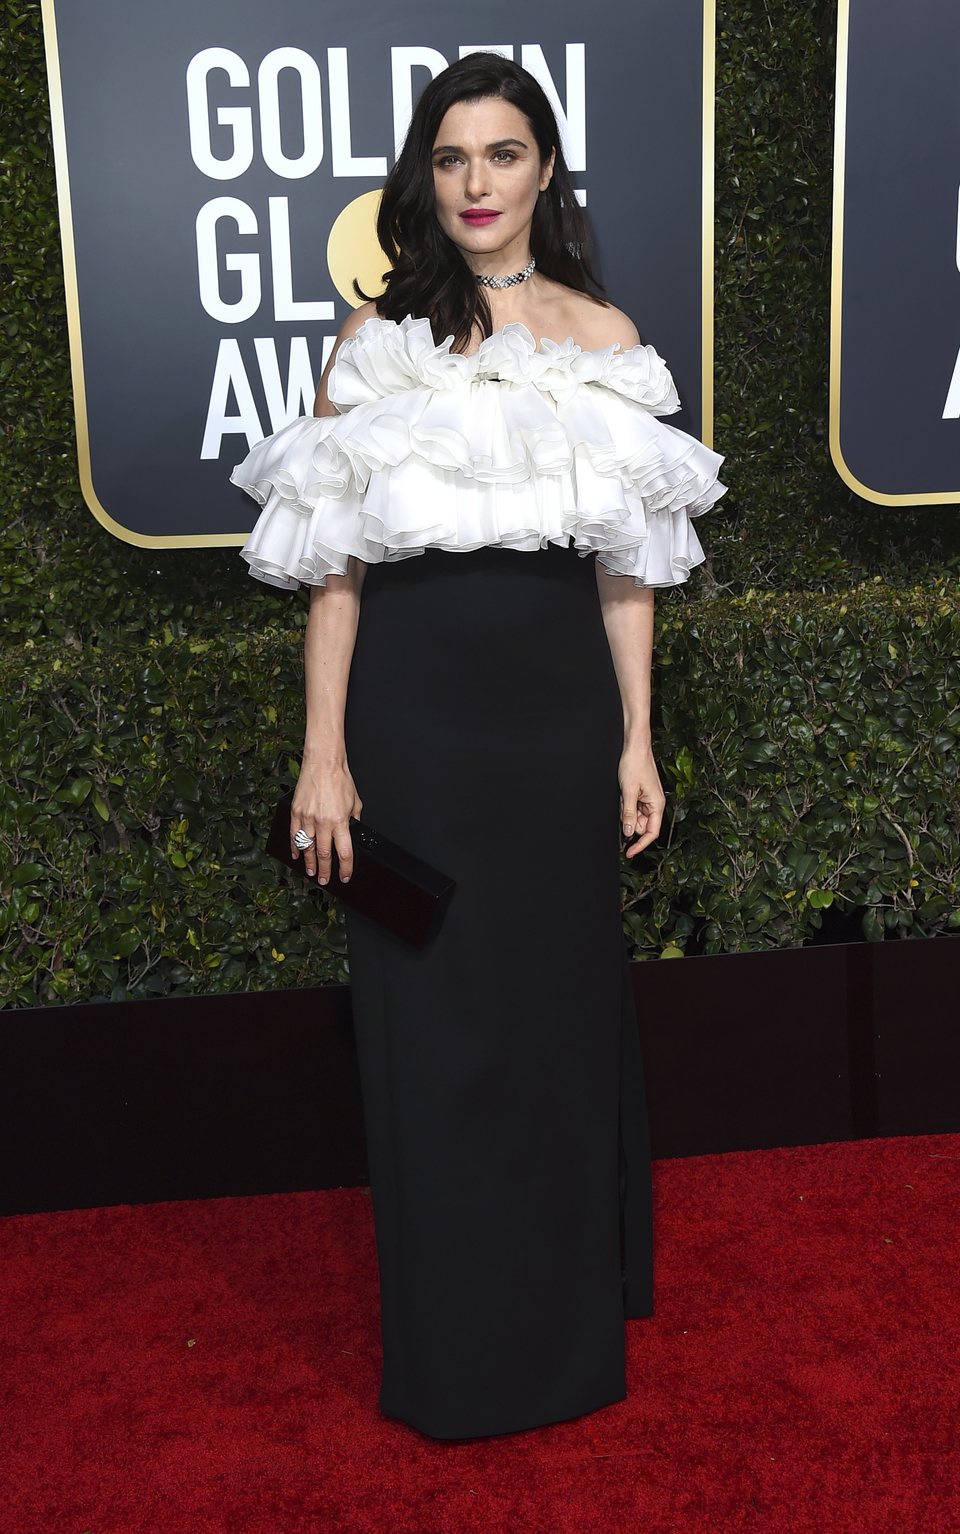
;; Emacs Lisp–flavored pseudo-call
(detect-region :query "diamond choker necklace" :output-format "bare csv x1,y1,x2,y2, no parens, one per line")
476,256,536,290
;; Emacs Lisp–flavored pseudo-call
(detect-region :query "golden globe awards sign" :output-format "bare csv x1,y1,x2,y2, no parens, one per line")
41,0,718,551
831,0,960,505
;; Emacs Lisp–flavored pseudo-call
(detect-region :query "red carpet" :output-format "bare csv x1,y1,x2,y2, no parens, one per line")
3,1133,959,1533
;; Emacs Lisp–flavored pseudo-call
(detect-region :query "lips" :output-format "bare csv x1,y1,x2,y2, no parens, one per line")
460,211,501,224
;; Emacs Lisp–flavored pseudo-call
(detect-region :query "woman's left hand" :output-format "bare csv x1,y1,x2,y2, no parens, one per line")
619,741,666,858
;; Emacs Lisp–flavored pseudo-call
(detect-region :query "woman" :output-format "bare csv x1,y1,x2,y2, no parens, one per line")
231,51,727,1440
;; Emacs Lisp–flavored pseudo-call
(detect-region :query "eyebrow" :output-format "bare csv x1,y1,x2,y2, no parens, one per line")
431,138,529,154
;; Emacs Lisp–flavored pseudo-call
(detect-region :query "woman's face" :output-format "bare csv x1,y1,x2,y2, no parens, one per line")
431,96,555,270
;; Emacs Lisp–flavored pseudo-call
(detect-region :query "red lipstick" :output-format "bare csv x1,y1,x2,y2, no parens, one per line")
460,210,501,225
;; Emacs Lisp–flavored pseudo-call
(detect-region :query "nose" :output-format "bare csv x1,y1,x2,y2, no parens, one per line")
464,157,492,201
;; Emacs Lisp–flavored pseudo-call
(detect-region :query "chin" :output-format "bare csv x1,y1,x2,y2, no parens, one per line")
454,225,513,249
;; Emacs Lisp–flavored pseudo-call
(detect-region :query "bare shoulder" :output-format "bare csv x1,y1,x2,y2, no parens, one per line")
313,301,381,417
572,295,642,351
539,280,642,351
337,299,381,343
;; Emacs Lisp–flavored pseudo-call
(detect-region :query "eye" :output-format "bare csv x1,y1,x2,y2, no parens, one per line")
433,150,518,169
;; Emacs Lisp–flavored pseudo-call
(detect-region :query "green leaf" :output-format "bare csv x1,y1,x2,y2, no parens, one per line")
56,779,93,805
10,862,47,886
789,852,819,885
172,769,202,803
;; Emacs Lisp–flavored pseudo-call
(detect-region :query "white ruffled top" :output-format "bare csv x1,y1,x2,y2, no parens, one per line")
230,313,728,590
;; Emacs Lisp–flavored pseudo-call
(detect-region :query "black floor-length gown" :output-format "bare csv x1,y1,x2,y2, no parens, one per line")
342,542,654,1440
231,311,727,1441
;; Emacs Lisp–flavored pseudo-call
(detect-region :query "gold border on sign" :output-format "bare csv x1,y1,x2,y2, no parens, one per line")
829,0,960,505
40,0,226,548
701,0,716,452
41,1,723,548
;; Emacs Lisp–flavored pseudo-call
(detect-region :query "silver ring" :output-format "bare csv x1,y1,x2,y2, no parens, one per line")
293,828,315,850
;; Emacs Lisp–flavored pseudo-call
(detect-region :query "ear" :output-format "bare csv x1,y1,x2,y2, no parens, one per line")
540,146,557,192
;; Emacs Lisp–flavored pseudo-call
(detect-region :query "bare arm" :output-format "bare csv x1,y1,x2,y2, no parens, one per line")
587,304,665,856
292,302,379,883
594,563,666,857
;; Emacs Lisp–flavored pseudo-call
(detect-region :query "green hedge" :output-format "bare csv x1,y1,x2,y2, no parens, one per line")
2,581,956,1007
625,581,960,955
1,624,348,1005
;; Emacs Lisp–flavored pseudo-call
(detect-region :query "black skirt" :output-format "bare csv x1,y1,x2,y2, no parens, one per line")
342,541,654,1440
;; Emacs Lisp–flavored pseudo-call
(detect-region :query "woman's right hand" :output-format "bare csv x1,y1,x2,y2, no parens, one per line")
290,755,363,884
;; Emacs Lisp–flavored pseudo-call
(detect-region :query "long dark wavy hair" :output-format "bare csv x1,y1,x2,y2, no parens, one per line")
354,53,609,353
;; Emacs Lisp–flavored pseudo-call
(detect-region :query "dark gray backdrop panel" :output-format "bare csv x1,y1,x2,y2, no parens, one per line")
50,0,708,542
838,0,960,498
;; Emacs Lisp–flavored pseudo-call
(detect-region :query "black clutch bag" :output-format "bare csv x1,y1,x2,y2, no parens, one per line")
265,787,456,948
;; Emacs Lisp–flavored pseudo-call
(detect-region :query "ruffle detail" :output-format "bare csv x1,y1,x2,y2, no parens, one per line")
231,317,727,591
327,314,683,414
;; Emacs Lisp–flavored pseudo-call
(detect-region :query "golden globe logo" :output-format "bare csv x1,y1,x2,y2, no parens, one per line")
327,189,389,307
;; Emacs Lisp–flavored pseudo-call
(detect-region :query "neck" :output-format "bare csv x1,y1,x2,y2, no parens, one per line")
465,239,533,281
